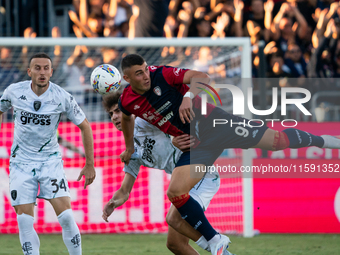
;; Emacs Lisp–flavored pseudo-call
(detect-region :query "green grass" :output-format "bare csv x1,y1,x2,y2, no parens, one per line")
1,234,340,254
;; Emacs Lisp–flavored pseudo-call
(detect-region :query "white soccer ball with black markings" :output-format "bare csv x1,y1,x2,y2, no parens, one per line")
90,64,121,95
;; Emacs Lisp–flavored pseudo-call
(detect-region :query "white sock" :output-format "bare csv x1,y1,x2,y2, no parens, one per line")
57,209,82,255
195,235,211,252
17,213,40,255
207,233,221,246
321,135,340,149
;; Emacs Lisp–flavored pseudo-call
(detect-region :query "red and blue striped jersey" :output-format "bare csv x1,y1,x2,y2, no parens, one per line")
118,65,215,137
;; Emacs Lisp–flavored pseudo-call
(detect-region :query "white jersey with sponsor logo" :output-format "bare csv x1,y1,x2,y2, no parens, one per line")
0,81,86,162
123,117,182,177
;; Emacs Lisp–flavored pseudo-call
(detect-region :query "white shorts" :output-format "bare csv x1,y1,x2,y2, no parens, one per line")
9,159,70,206
189,170,220,211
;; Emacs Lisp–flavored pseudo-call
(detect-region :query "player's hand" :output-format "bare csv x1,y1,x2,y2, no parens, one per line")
120,148,134,165
172,134,195,152
179,97,195,124
102,199,117,222
77,164,96,189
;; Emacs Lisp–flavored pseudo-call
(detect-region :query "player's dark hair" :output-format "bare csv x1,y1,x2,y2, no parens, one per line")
121,54,145,72
29,52,52,67
102,92,122,113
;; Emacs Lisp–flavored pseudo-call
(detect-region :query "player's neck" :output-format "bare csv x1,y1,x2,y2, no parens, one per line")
131,86,146,95
31,82,49,97
132,89,144,95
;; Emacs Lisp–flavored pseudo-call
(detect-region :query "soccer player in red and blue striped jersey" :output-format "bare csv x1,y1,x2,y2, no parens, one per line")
118,54,340,255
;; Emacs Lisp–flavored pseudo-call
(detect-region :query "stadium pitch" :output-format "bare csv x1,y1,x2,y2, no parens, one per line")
1,234,339,254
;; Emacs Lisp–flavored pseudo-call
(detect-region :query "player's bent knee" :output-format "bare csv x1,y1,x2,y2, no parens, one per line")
166,239,182,254
167,189,183,200
167,186,190,200
168,193,190,209
271,131,289,151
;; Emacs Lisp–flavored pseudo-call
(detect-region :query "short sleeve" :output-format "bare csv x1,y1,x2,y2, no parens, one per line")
161,66,189,86
118,96,132,116
0,88,12,112
123,152,142,178
65,94,86,125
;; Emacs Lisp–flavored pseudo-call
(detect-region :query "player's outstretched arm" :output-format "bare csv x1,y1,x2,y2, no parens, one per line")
179,70,210,124
120,113,135,165
77,118,96,189
102,173,136,222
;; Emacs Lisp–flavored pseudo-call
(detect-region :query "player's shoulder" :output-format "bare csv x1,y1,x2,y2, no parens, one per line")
121,84,131,94
48,82,72,98
49,82,68,93
148,65,170,75
120,85,137,103
149,65,185,80
148,65,162,73
5,80,31,92
148,65,179,72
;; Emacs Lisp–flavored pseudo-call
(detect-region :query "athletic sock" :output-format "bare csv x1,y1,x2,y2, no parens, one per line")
321,135,340,149
282,128,324,148
17,213,40,255
57,209,82,255
207,233,222,246
170,194,217,241
195,235,210,252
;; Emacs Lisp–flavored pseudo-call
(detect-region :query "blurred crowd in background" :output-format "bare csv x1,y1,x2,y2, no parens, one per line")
1,0,340,121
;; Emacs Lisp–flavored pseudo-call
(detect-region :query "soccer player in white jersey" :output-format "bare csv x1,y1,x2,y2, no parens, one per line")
101,92,234,255
0,53,96,255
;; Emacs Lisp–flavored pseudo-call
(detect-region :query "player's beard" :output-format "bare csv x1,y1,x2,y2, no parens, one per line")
37,83,48,88
36,79,49,88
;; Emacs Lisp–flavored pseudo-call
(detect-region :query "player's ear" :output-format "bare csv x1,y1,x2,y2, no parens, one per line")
27,68,31,77
123,74,130,83
50,67,53,76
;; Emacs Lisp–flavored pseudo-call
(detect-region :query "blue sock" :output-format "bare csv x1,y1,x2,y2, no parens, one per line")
176,196,217,241
282,128,324,148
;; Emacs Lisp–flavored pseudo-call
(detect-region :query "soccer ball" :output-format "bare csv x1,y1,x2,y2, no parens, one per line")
90,64,121,95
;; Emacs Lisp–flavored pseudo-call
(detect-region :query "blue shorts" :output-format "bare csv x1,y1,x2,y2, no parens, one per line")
175,107,268,167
